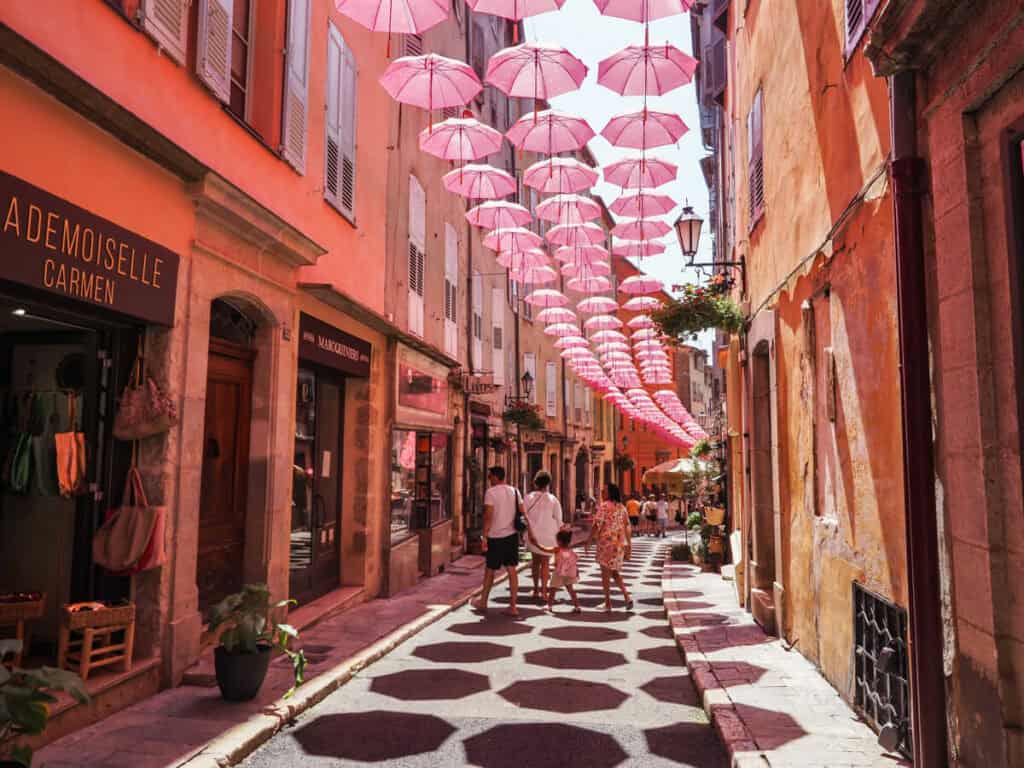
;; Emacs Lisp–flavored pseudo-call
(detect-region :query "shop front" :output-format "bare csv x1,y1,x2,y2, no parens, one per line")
388,344,454,595
0,170,179,710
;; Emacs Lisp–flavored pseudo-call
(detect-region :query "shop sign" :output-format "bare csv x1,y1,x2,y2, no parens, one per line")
524,441,546,453
0,171,179,325
298,313,371,376
396,344,451,425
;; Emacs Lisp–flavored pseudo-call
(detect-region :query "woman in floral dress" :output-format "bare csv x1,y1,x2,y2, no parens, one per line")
589,483,633,611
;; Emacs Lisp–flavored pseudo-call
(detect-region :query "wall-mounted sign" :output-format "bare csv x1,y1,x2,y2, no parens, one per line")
298,313,371,377
0,171,179,325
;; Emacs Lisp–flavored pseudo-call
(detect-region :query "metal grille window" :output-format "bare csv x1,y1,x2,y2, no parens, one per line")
853,582,911,757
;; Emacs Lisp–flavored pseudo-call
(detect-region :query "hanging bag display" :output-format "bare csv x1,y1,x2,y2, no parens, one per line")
92,466,165,574
113,341,178,441
55,393,86,497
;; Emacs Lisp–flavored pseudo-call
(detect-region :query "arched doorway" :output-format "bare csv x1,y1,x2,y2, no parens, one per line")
197,299,257,614
749,339,778,633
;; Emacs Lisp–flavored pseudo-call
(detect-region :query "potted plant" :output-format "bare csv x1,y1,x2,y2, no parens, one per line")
690,540,707,567
1,640,88,767
670,542,692,563
652,283,745,343
208,584,307,702
686,511,703,531
501,399,545,431
614,452,635,474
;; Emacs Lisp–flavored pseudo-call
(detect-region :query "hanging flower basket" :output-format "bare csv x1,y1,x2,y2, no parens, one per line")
652,283,744,342
502,400,545,431
614,452,635,473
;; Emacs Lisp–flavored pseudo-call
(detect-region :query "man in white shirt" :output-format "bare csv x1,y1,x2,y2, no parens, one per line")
471,466,526,617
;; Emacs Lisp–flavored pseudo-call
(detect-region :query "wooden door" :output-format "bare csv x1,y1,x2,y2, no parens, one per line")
311,376,342,594
197,340,253,616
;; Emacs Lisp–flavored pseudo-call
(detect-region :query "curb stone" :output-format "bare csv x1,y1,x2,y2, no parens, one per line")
176,563,529,768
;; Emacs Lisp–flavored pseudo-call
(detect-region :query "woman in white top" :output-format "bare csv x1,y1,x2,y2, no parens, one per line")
524,470,563,604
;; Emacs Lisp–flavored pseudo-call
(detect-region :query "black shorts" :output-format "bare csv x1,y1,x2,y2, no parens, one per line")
486,533,520,570
629,516,640,526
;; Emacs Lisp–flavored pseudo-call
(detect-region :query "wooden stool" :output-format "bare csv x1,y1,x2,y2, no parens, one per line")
57,602,135,681
0,594,45,667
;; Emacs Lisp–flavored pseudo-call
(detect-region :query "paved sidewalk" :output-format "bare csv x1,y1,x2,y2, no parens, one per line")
35,553,508,768
662,553,911,768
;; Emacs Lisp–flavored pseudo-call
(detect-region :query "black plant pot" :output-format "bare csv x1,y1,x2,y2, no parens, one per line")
214,644,272,702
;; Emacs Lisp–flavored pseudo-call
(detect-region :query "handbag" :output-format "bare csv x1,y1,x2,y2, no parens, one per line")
113,345,178,441
92,467,165,573
514,488,528,533
55,393,86,497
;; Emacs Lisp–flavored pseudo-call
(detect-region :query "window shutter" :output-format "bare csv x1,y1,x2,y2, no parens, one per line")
748,88,764,224
139,0,188,64
444,223,458,358
282,0,311,173
846,0,880,54
404,34,424,56
325,28,357,216
523,353,537,404
196,0,233,103
545,361,557,417
408,175,426,336
472,271,484,370
491,287,505,385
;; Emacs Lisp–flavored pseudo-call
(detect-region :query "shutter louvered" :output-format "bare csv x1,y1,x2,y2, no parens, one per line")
408,175,426,335
545,361,557,417
845,0,880,54
748,88,764,225
492,287,505,384
405,34,424,56
140,0,188,64
196,0,233,103
325,27,357,216
282,0,311,173
340,46,357,214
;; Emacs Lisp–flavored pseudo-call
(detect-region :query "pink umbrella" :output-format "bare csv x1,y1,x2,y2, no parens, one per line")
510,264,558,284
634,339,665,351
544,322,581,337
506,110,594,153
526,289,570,308
595,341,630,352
483,227,544,253
578,296,619,314
443,163,516,198
486,44,588,103
632,328,660,340
597,43,698,97
536,194,602,224
561,348,594,360
554,335,588,348
591,329,627,342
612,239,666,258
619,275,664,294
592,0,694,23
467,0,565,36
584,314,623,330
612,218,671,240
554,244,609,263
466,200,532,229
610,189,676,218
420,117,503,161
337,0,449,50
601,108,688,149
380,55,482,123
546,222,606,247
567,275,612,294
627,314,656,329
537,307,577,323
524,158,599,193
498,248,550,269
602,157,678,189
561,260,611,278
623,295,663,312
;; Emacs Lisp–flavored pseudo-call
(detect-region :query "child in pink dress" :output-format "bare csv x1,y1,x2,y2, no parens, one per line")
538,529,581,613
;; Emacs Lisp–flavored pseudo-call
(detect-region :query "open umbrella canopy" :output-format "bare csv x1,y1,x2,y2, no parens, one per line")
443,163,516,198
497,248,550,269
544,322,581,337
578,296,619,314
642,457,710,493
419,117,503,160
634,338,665,351
584,314,623,330
561,259,612,278
610,189,677,218
554,244,609,263
337,0,449,34
553,334,588,348
468,0,566,22
465,200,532,229
612,238,666,258
623,295,664,312
597,43,698,96
567,275,612,293
524,157,599,193
632,328,660,340
486,43,588,100
591,329,627,342
526,289,570,308
484,227,544,253
602,156,678,189
601,108,688,149
510,264,558,284
546,221,606,247
611,218,672,240
536,307,577,323
380,54,482,111
592,0,694,22
619,274,664,294
536,194,602,224
627,314,656,329
506,109,595,153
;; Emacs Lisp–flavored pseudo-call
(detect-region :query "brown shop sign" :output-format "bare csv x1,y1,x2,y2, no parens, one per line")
298,313,371,377
0,171,179,325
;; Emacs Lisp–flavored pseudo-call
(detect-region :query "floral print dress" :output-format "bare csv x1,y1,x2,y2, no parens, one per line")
594,501,629,571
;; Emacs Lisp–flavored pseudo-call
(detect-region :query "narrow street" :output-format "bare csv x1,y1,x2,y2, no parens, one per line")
243,538,728,767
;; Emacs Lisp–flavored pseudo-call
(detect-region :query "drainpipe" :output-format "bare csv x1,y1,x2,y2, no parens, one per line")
890,70,948,767
464,221,474,542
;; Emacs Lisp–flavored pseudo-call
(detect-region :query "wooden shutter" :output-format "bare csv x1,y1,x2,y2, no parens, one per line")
404,34,424,56
748,88,764,224
545,361,557,417
472,271,483,370
196,0,233,103
523,353,537,404
492,287,505,385
845,0,880,55
444,224,459,358
139,0,188,64
325,26,357,216
408,176,426,336
282,0,311,173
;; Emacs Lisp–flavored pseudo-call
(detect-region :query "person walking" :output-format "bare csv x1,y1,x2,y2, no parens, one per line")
524,470,562,603
642,494,657,536
471,466,526,617
533,528,581,613
589,483,633,612
655,494,670,538
626,494,641,537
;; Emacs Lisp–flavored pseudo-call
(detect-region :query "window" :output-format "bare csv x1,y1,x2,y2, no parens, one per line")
196,0,234,105
444,224,459,358
523,353,537,404
747,87,764,227
325,25,357,216
472,270,484,370
574,383,582,423
282,0,311,172
408,175,426,336
545,361,557,417
228,0,252,116
390,430,450,541
844,0,881,57
491,287,505,385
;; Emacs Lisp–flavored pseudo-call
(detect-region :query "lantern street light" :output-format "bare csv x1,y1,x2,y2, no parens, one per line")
672,202,746,293
521,370,534,401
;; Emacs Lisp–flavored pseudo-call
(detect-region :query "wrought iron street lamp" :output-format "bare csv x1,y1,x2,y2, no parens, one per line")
521,370,534,401
672,203,746,292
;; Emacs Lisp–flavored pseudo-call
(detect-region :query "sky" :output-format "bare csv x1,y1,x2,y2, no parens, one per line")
524,0,715,357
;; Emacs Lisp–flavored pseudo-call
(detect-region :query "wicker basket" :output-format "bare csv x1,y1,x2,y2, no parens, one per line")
0,594,46,624
64,602,135,630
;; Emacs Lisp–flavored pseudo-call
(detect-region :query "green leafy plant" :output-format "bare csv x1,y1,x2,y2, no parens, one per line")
502,400,545,431
690,439,712,459
614,452,635,473
670,542,692,562
1,640,89,767
652,284,745,342
690,540,708,561
686,511,703,530
208,584,307,698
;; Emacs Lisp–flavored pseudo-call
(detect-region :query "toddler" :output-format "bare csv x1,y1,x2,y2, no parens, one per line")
538,528,581,613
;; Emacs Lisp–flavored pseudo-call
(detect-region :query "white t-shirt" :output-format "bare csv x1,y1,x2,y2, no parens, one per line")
484,483,520,539
656,499,669,520
524,491,562,549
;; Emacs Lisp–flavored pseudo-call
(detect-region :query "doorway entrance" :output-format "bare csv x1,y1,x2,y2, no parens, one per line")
749,340,778,632
289,368,344,604
197,301,255,616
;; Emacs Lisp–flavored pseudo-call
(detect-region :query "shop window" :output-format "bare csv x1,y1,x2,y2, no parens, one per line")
391,430,451,541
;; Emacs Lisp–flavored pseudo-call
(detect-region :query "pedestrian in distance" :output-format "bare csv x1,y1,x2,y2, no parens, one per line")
532,528,581,613
643,494,658,536
524,470,562,603
471,465,528,617
589,483,633,612
626,493,641,538
656,494,670,538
